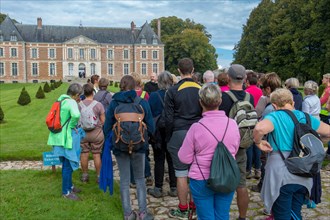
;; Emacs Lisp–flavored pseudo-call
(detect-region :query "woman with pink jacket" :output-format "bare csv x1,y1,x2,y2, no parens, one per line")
178,83,240,220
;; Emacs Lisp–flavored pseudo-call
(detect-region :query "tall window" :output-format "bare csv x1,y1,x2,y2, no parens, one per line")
0,48,4,57
123,64,129,75
152,63,158,74
107,49,113,60
0,63,4,76
32,63,38,76
152,50,158,59
10,35,17,41
49,48,55,58
90,63,96,75
49,63,55,75
91,49,96,59
68,63,74,76
141,63,147,75
123,49,129,59
31,48,38,58
108,63,113,75
79,48,84,59
68,48,73,59
11,48,17,57
12,63,18,76
141,50,147,59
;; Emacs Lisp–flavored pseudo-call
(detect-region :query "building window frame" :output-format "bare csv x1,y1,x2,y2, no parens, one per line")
0,62,4,76
67,48,73,59
123,49,129,60
90,48,96,59
141,50,147,59
32,63,38,76
11,63,18,76
11,48,17,57
123,63,129,75
152,38,158,45
68,63,74,76
108,63,114,76
141,38,147,44
152,50,158,60
49,63,56,76
0,48,4,57
79,48,84,59
90,63,96,75
107,49,113,60
49,48,56,59
152,63,158,74
10,35,17,41
141,63,147,75
31,48,38,58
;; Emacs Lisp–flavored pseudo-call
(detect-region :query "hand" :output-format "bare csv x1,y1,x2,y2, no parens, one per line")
74,127,78,134
256,140,273,153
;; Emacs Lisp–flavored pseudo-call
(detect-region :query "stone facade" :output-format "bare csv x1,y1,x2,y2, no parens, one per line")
0,16,164,83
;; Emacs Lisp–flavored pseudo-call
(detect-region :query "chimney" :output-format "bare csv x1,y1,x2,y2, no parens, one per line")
37,17,42,29
157,19,161,41
131,21,136,32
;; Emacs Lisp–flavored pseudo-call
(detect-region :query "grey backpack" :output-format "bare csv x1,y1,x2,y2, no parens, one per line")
227,91,258,148
79,100,99,131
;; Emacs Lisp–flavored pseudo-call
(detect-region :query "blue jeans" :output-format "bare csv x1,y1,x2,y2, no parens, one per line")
61,157,73,195
246,144,261,171
189,179,234,220
272,184,308,220
116,152,147,216
130,151,151,184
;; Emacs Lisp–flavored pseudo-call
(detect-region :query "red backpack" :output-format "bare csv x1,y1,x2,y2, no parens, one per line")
46,98,70,133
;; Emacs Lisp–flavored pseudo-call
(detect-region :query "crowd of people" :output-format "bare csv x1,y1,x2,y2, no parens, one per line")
47,58,330,220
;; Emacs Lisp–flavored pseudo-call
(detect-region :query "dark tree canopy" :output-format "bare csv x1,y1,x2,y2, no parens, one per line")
151,16,218,75
234,0,330,83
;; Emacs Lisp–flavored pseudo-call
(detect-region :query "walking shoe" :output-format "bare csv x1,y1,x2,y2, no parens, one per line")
263,208,271,216
80,173,89,183
124,211,137,220
306,200,316,209
251,184,261,193
246,171,253,179
63,192,81,201
139,210,154,220
168,187,177,197
147,187,162,198
146,176,153,186
188,208,197,220
254,169,261,179
168,208,189,219
71,186,81,193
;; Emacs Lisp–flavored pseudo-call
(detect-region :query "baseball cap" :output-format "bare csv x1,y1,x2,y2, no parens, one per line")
228,64,246,80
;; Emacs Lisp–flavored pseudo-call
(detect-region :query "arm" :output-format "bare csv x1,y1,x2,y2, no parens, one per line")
302,100,310,114
253,119,274,152
141,100,155,135
320,88,330,105
255,96,268,119
103,101,116,138
317,121,330,141
68,100,80,128
178,125,195,165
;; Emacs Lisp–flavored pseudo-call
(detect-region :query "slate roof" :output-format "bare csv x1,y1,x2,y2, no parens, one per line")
0,16,162,45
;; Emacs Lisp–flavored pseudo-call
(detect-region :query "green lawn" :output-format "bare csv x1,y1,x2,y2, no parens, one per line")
0,170,123,219
0,83,118,161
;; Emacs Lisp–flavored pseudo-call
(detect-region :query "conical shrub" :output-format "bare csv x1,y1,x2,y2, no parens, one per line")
44,82,51,93
50,83,55,90
17,87,31,106
35,86,45,99
0,106,4,122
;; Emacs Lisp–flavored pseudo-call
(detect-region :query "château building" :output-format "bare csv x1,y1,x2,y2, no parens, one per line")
0,16,164,83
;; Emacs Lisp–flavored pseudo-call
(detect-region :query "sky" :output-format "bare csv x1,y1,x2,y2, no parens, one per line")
1,0,261,68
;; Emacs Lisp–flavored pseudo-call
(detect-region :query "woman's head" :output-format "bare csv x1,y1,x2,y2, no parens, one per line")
217,72,229,86
260,72,281,96
98,78,109,90
158,71,173,90
270,88,294,108
120,75,136,91
130,72,143,88
199,83,222,111
304,80,318,96
285,78,299,89
67,83,83,97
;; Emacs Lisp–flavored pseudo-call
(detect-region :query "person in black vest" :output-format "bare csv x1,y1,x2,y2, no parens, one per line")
144,72,159,94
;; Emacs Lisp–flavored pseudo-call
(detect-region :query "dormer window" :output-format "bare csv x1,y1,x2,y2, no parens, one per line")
10,35,17,41
141,35,146,44
0,35,3,41
152,36,158,45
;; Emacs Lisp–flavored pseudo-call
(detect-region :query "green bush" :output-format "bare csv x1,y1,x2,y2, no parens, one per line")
50,83,55,90
115,81,119,87
17,87,31,106
0,106,4,122
35,86,45,99
43,82,51,93
110,80,113,86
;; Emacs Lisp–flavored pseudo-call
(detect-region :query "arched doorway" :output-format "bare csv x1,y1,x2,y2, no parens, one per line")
78,63,86,78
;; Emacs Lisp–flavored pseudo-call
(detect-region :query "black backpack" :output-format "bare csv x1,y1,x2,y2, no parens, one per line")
112,97,148,154
271,109,325,177
150,91,166,149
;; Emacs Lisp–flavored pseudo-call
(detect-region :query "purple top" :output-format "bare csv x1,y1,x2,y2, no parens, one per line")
178,110,240,180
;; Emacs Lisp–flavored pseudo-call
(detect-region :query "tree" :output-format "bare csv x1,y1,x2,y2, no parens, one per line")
0,106,4,122
43,82,51,93
151,16,218,74
0,13,18,23
35,86,45,99
17,87,31,106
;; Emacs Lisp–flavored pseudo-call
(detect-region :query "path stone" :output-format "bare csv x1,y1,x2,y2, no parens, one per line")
1,156,330,219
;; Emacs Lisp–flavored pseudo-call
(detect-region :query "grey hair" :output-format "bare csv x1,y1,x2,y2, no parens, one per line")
158,71,173,90
304,80,318,95
203,70,215,83
285,78,299,88
67,83,83,96
198,83,222,110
